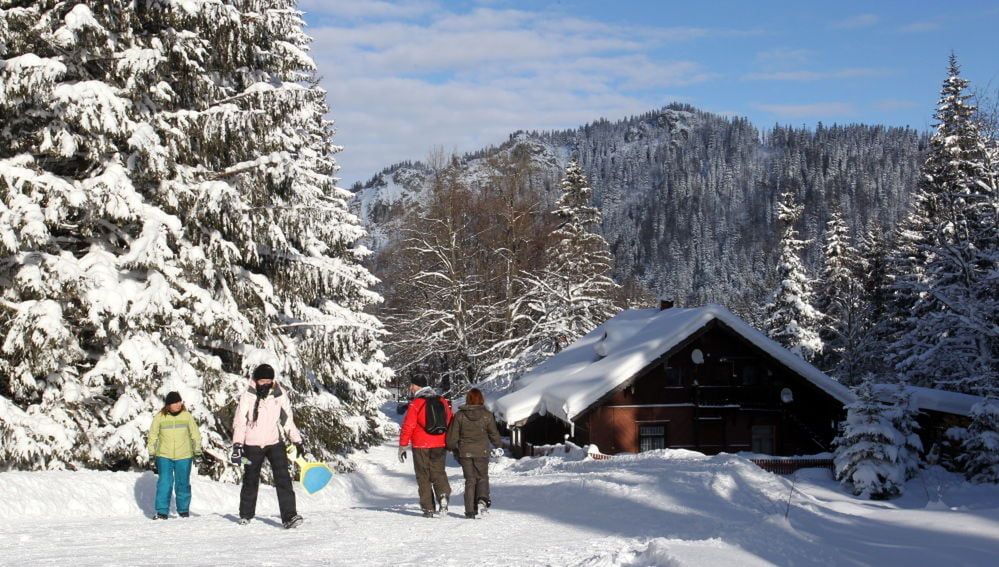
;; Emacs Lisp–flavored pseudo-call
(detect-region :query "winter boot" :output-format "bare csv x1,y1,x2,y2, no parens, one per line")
477,497,491,516
153,513,168,520
464,512,477,519
238,517,251,526
179,512,190,518
283,515,304,529
422,510,435,518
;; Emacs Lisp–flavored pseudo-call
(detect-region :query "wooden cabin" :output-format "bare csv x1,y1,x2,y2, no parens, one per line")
495,304,854,458
873,384,982,465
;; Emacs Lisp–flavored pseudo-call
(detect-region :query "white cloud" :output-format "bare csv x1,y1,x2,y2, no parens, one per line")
307,6,728,184
899,21,940,33
755,48,812,69
324,76,660,183
830,14,879,30
299,0,438,20
743,68,885,81
753,102,856,118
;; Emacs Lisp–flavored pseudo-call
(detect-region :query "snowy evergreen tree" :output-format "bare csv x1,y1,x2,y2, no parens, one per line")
887,386,924,482
816,210,864,381
960,399,999,483
833,379,914,499
763,191,823,361
474,160,619,394
0,2,390,478
523,159,619,353
853,229,896,380
882,212,932,380
888,55,998,396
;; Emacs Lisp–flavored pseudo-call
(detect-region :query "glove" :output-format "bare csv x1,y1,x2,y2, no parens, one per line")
229,443,244,466
150,458,159,474
193,452,203,465
286,442,306,460
398,446,408,463
491,448,504,458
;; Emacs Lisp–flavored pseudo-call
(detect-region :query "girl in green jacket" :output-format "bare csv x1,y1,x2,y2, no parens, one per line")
146,391,202,520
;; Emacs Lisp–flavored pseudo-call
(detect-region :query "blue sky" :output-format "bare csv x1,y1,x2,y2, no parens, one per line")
302,1,999,185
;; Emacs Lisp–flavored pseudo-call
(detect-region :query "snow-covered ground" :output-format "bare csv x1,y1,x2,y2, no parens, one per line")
2,433,998,566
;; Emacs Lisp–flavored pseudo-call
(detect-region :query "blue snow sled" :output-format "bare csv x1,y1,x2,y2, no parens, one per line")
286,445,334,495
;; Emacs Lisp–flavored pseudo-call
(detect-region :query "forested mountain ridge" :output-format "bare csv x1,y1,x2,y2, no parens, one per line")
352,104,927,316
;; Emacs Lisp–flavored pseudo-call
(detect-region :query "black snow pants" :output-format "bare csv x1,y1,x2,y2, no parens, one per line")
239,443,297,523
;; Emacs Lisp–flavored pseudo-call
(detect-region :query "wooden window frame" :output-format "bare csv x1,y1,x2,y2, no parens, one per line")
637,421,669,451
751,424,776,455
663,366,683,388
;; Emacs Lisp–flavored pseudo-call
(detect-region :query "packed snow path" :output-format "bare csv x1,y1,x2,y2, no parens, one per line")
2,440,999,566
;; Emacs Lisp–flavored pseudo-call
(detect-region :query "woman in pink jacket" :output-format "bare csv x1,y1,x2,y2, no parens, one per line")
230,363,305,529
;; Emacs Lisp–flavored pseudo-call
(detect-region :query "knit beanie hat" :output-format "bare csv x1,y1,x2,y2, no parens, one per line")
165,391,182,405
410,376,428,388
252,364,275,381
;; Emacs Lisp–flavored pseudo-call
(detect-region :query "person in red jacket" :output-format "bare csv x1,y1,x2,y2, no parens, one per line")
398,376,453,517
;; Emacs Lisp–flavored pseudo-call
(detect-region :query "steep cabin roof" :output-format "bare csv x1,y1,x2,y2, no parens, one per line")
873,384,987,418
494,304,856,427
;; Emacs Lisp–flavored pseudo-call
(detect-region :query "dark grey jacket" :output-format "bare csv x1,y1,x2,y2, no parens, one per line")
446,405,501,458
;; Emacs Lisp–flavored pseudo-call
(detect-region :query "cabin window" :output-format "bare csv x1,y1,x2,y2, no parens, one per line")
664,366,682,387
741,365,758,386
752,425,775,454
638,423,667,451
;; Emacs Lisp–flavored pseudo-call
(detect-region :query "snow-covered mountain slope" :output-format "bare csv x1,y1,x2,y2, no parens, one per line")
351,104,926,306
353,130,571,250
352,109,688,237
3,436,997,566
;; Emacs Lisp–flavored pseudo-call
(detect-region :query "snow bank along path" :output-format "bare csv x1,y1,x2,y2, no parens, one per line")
2,438,999,566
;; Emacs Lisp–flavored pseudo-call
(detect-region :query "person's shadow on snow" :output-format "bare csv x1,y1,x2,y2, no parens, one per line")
218,514,283,528
133,471,158,517
349,505,426,518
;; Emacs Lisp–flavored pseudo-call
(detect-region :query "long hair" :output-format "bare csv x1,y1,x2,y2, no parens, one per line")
160,402,186,416
465,388,485,406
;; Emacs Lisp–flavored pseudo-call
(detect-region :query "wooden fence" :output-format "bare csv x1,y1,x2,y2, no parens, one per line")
526,443,612,460
526,443,578,457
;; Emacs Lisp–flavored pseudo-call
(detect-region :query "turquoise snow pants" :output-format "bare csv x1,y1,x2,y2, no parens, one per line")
155,457,193,516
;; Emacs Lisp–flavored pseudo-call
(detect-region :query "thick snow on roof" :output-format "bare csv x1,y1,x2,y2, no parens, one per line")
494,304,855,426
873,384,984,417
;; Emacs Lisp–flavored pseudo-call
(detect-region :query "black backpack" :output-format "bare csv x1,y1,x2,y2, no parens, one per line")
423,397,448,435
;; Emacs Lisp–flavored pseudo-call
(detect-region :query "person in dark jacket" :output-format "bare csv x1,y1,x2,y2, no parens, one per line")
446,388,502,518
399,376,453,517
